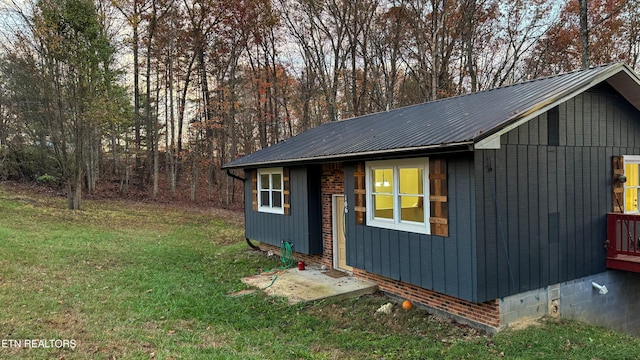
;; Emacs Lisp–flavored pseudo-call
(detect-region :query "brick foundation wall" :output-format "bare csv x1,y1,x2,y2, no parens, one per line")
352,268,501,330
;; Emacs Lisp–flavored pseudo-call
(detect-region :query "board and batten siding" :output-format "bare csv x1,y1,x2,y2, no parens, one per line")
344,155,477,302
244,166,323,254
475,85,640,302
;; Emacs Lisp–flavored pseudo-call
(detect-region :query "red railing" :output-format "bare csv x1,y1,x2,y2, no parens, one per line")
606,213,640,272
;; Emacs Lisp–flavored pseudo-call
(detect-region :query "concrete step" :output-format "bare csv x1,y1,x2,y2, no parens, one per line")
242,265,378,304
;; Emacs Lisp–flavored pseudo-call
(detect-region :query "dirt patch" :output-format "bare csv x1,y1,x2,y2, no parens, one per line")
507,316,545,331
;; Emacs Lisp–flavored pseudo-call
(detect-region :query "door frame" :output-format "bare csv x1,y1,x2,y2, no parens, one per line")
332,194,351,271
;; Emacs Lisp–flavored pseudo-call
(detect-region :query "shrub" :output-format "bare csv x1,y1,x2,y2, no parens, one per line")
36,173,59,187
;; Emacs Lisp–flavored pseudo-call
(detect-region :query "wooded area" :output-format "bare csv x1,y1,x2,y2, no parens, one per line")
0,0,638,209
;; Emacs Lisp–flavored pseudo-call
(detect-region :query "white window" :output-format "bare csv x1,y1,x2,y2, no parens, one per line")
624,156,640,214
366,159,430,234
258,168,284,214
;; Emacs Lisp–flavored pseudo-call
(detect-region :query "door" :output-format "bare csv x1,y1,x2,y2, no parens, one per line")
333,195,353,271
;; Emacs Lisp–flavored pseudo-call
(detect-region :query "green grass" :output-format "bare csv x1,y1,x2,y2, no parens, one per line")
1,184,639,359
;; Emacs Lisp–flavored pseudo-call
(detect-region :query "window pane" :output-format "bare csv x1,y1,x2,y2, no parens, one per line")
272,173,282,190
260,190,270,206
400,195,424,223
399,168,423,195
373,169,393,193
373,194,394,219
626,164,639,186
260,174,270,190
626,164,640,212
272,190,282,208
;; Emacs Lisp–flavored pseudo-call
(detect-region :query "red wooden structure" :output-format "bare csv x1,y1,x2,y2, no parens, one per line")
606,213,640,272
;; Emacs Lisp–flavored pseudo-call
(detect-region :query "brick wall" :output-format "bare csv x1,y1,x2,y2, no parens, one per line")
319,162,344,267
352,268,501,330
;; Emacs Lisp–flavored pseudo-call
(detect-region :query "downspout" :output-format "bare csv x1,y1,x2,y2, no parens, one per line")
224,169,260,251
245,238,260,251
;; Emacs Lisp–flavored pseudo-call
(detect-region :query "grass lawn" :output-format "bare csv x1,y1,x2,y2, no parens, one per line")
0,183,639,359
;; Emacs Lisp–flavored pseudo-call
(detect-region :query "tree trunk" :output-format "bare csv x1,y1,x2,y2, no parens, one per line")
463,0,478,92
145,0,157,196
111,124,119,176
166,15,177,197
190,159,198,202
196,43,215,199
580,0,590,69
152,64,161,198
132,2,143,188
85,124,99,192
73,162,83,210
68,127,83,210
175,54,196,189
120,136,130,193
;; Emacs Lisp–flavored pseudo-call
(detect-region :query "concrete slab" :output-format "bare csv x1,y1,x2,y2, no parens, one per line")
242,265,378,304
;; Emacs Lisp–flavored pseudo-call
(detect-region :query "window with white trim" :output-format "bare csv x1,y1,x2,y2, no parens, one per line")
258,168,284,214
366,159,430,234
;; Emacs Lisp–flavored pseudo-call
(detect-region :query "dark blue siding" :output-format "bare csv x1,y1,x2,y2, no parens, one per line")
475,88,640,302
244,166,322,254
345,154,477,302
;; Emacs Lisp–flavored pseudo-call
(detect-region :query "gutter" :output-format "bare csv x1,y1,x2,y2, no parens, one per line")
222,141,474,170
225,169,245,182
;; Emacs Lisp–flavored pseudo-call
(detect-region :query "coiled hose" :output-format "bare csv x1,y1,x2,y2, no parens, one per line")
280,241,295,268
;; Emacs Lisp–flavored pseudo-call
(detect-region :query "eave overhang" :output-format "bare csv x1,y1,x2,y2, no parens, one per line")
475,63,640,150
222,141,474,170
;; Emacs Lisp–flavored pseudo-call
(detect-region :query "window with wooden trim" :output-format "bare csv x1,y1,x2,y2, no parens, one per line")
365,159,429,234
356,159,448,236
255,167,287,214
614,155,640,214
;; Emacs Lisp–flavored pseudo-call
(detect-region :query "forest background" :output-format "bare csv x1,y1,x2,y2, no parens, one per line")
0,0,638,209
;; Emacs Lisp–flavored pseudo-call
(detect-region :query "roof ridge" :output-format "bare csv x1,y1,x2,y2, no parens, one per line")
336,63,621,125
482,62,619,92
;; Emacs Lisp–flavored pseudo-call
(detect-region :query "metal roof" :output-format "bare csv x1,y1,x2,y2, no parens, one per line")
224,63,640,169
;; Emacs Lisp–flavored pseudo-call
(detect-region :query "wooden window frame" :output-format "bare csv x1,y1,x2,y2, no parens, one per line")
615,155,640,214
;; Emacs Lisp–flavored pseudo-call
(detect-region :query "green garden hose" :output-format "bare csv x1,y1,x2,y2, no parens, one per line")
280,241,295,268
